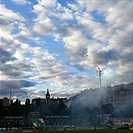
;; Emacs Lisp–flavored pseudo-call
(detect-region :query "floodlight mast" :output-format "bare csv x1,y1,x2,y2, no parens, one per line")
98,67,102,89
97,67,102,109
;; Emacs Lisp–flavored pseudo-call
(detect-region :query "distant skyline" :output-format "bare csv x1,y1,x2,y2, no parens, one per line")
0,0,132,102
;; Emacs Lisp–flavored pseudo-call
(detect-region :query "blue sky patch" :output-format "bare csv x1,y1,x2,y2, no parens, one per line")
90,10,107,24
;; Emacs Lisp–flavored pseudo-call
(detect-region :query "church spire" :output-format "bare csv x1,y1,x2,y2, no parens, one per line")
47,88,49,94
46,88,50,104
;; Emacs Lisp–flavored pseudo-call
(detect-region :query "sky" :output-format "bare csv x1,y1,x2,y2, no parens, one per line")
0,0,132,102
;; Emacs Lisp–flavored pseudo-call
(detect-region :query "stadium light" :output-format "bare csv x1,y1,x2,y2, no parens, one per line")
97,67,102,89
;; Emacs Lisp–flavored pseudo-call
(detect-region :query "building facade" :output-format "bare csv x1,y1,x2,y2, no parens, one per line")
114,87,132,115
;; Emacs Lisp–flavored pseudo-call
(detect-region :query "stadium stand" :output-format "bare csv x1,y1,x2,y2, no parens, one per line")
0,117,34,132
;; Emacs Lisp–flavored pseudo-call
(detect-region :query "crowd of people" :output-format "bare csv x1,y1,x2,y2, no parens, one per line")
45,118,90,127
0,118,34,131
0,117,133,131
45,118,70,126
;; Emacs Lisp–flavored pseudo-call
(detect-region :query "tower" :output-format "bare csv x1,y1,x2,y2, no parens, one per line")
97,67,102,89
97,67,103,109
9,88,11,105
46,89,50,104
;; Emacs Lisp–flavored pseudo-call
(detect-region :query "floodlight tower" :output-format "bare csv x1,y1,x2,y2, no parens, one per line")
97,67,102,89
97,67,103,110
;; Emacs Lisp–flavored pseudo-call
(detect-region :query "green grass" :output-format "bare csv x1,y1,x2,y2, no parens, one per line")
24,129,133,133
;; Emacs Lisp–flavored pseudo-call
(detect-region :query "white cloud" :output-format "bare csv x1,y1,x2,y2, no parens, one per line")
55,3,74,20
63,31,89,61
33,18,56,36
14,23,39,41
0,4,24,24
12,0,31,5
105,1,132,27
108,24,132,49
32,0,74,37
67,2,80,11
0,0,132,101
0,4,25,38
37,0,57,7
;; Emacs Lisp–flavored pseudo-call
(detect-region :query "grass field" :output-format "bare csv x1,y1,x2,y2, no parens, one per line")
25,129,133,133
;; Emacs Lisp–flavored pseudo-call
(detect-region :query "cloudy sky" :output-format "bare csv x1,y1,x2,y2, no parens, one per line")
0,0,132,102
